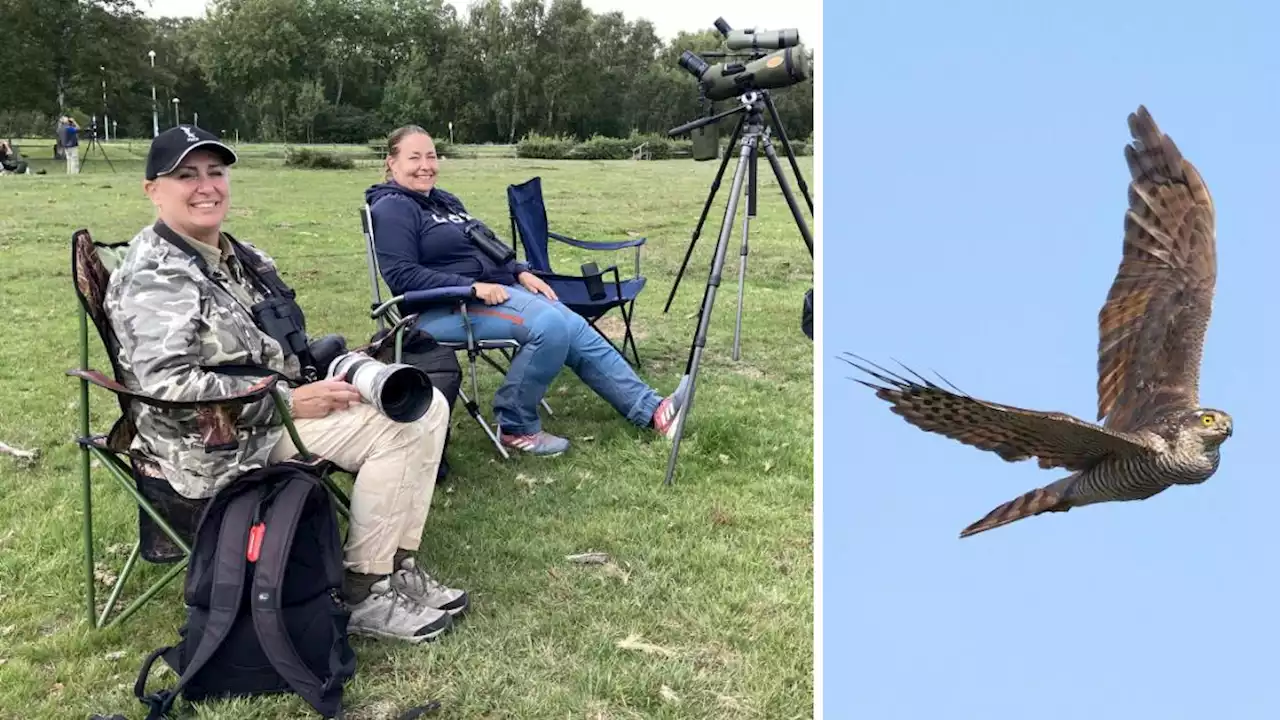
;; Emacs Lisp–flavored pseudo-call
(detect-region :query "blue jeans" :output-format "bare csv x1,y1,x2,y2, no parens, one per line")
415,286,662,436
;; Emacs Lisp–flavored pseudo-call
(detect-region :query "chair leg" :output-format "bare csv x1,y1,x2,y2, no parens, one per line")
79,361,97,625
463,353,511,459
80,443,96,626
458,385,510,460
587,319,630,362
97,540,141,627
620,299,642,369
321,474,351,519
82,446,195,629
105,558,189,630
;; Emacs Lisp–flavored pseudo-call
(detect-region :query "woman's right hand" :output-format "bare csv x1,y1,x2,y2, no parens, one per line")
472,282,510,305
290,378,362,419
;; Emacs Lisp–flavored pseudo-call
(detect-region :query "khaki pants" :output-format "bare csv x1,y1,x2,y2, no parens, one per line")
65,146,79,174
268,386,449,575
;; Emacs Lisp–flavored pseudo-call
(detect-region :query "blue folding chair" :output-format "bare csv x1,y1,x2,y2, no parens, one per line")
506,176,647,368
359,204,551,461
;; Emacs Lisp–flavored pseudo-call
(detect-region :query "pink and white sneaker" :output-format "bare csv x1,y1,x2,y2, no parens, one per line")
652,375,692,439
500,430,571,456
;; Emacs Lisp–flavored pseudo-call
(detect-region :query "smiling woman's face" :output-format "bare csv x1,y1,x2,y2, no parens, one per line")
143,149,229,242
387,132,438,193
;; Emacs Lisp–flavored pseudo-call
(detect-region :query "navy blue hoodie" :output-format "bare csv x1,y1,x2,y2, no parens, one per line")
364,180,529,295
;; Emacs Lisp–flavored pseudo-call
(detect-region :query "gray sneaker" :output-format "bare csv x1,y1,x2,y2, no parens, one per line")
500,430,571,456
346,577,452,643
391,557,470,617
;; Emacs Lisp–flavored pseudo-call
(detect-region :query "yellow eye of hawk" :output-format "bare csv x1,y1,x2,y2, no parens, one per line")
1201,413,1215,426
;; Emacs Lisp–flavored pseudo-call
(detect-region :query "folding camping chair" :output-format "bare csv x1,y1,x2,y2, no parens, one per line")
506,176,648,368
358,204,551,461
68,228,350,629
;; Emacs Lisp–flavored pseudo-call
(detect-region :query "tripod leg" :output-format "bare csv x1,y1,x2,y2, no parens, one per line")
664,135,755,487
763,93,813,215
663,112,747,314
759,135,814,257
732,137,758,362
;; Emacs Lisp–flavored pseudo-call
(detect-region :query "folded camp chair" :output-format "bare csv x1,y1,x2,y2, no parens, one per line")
358,204,551,461
506,176,647,368
69,228,350,629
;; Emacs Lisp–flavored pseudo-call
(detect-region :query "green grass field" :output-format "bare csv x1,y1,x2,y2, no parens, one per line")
0,146,814,719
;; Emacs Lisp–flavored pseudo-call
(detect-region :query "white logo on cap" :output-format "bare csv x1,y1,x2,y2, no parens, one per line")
180,126,200,143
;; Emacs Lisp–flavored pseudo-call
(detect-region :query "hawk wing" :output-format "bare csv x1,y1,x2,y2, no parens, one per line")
842,355,1156,471
1096,105,1217,432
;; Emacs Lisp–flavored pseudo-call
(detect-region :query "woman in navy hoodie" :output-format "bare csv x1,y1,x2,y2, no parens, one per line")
365,125,690,456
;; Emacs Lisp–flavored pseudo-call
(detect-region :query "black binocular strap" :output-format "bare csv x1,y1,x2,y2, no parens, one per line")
138,487,258,719
249,476,343,718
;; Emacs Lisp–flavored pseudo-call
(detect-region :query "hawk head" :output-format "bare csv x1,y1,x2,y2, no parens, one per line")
1185,408,1233,447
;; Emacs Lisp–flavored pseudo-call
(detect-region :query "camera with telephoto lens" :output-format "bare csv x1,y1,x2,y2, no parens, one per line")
306,334,435,423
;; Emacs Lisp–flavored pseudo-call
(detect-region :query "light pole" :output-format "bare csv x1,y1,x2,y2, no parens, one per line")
172,97,180,127
148,50,158,137
100,65,109,141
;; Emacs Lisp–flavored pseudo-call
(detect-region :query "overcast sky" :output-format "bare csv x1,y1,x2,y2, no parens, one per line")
136,0,820,49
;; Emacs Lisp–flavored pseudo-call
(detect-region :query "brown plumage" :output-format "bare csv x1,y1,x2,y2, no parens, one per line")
844,105,1228,538
1096,105,1217,433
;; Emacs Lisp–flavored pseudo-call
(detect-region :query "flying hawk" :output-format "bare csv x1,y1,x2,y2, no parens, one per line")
844,105,1230,538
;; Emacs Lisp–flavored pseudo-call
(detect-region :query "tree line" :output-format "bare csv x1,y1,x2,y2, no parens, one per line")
0,0,814,145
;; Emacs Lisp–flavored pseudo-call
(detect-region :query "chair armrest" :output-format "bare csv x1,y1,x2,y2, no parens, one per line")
548,231,646,251
403,286,476,309
374,286,475,318
537,265,628,299
356,311,423,359
531,265,619,284
66,368,278,410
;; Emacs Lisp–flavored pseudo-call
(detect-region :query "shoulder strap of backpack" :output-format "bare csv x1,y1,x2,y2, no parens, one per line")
250,473,351,718
135,487,260,719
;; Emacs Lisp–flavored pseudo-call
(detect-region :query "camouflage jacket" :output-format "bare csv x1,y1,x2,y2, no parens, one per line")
104,224,300,498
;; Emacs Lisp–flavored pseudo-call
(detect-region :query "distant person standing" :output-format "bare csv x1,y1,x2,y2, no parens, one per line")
59,116,80,174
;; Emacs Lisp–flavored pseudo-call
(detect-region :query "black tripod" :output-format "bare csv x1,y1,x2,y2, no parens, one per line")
662,89,814,485
80,123,116,173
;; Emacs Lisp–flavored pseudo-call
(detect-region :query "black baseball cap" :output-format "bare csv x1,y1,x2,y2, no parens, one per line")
145,125,238,180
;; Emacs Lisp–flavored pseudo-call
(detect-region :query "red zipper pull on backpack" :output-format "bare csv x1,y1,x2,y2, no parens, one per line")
246,523,265,562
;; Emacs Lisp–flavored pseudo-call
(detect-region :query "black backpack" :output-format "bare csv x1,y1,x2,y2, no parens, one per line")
133,462,357,719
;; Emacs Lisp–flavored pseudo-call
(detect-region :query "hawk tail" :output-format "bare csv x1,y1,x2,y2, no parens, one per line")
959,484,1072,538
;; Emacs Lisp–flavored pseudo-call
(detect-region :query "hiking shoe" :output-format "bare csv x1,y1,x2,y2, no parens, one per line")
346,578,452,643
500,430,570,456
652,375,692,439
391,556,470,617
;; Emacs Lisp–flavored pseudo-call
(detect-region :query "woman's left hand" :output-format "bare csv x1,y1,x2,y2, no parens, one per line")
518,271,558,301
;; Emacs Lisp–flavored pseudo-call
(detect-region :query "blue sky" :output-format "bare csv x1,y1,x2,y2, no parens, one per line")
822,1,1279,718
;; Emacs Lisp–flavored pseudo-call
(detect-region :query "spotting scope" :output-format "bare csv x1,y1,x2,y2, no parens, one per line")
676,17,809,102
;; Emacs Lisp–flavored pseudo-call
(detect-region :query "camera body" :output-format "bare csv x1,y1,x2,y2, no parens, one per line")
307,334,435,423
